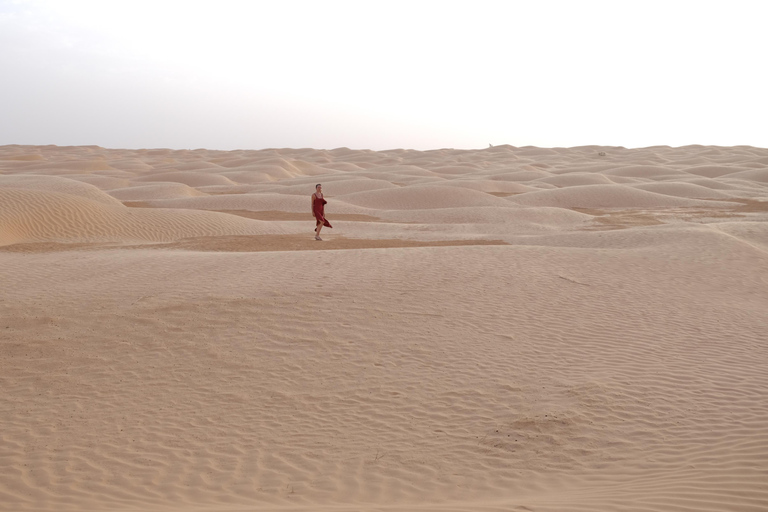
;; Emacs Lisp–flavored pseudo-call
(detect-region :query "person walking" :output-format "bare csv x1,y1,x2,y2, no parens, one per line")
311,183,332,240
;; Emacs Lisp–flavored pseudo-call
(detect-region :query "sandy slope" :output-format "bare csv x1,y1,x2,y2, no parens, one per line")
1,144,768,512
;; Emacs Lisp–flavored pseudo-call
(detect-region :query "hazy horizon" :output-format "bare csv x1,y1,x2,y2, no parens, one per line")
2,0,766,151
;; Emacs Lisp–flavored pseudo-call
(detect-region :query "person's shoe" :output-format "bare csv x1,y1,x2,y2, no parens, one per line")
315,236,322,241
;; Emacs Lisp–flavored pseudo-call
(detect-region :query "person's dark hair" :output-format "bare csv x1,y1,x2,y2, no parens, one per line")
316,184,321,189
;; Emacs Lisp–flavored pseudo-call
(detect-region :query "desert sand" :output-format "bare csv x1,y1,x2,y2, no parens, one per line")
1,144,767,512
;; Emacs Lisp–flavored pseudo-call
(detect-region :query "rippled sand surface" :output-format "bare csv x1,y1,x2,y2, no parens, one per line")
2,144,768,511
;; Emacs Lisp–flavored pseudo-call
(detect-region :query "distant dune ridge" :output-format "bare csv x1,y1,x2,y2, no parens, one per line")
1,144,768,512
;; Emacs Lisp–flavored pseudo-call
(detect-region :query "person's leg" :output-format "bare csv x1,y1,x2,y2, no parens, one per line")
315,221,323,239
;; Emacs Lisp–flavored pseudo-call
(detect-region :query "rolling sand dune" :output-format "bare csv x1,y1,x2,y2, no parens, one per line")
147,193,379,215
546,163,619,174
260,178,400,196
603,165,692,178
109,182,208,201
629,181,739,199
678,176,753,190
106,158,155,171
536,173,615,187
59,174,133,190
319,161,366,172
339,185,510,210
0,188,285,246
492,169,553,181
361,164,440,177
1,144,768,512
424,165,480,175
164,161,224,171
276,173,368,187
216,169,291,183
0,152,45,161
15,158,116,172
509,184,739,209
377,205,591,227
683,164,751,178
727,167,768,183
133,171,237,187
605,175,645,184
712,221,768,251
0,175,125,206
433,179,535,195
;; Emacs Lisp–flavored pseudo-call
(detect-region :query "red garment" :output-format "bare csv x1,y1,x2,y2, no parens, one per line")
313,194,332,228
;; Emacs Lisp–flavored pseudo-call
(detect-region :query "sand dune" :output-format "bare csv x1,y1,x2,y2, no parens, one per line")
434,179,535,195
425,165,480,175
0,188,285,246
536,172,615,187
354,206,595,241
14,158,116,172
319,161,366,172
109,182,208,201
603,165,691,178
60,174,132,190
132,170,237,187
0,152,45,161
712,221,768,251
261,178,400,196
683,164,751,178
605,175,645,184
0,175,125,206
492,169,553,181
510,183,739,208
339,185,510,209
630,181,738,199
678,176,752,190
376,205,589,226
216,168,290,183
165,161,224,171
361,164,439,177
1,144,767,512
726,167,768,183
106,158,155,171
147,193,378,215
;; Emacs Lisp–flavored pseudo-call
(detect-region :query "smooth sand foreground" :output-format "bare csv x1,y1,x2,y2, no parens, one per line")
1,144,768,512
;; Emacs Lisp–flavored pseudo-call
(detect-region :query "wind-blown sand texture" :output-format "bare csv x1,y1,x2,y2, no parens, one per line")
1,144,768,512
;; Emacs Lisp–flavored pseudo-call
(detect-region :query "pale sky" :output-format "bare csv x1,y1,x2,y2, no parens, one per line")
1,0,766,150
